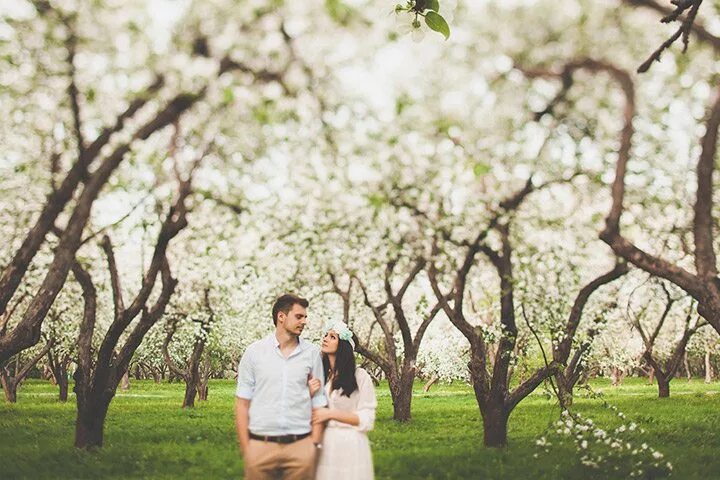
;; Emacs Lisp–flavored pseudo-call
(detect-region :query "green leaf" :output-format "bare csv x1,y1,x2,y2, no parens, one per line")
473,162,490,177
325,0,354,25
426,0,440,12
368,194,386,209
223,87,234,105
425,12,450,39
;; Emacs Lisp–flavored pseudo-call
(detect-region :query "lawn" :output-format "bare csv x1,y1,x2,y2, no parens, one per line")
1,378,718,479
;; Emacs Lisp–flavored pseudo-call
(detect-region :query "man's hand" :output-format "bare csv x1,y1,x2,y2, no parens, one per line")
308,374,322,397
312,407,334,424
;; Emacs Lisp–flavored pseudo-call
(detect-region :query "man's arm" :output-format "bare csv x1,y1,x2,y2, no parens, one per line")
234,349,255,455
235,397,251,455
311,409,325,444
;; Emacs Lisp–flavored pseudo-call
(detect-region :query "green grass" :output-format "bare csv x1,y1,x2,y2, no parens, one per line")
1,378,718,479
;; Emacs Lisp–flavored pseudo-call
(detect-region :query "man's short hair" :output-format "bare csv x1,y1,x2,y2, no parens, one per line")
272,293,309,326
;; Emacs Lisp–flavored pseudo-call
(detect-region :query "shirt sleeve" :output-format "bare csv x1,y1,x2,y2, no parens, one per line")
235,347,255,399
354,368,377,433
310,348,328,408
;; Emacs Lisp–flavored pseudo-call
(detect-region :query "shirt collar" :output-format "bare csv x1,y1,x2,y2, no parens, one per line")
265,333,308,353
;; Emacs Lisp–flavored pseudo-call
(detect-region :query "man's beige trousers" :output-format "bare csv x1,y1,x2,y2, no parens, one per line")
244,437,316,480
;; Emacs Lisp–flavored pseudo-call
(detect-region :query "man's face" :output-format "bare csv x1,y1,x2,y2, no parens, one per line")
279,304,307,337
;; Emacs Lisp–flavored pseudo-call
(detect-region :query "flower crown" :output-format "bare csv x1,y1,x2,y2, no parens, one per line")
322,321,355,349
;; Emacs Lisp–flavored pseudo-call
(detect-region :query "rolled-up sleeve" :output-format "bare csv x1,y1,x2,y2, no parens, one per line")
310,349,328,408
235,348,255,399
354,369,377,432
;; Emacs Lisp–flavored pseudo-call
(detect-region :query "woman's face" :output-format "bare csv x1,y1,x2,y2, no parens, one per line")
321,330,339,354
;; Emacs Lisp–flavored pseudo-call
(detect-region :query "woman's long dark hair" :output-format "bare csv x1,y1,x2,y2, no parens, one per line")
323,339,358,397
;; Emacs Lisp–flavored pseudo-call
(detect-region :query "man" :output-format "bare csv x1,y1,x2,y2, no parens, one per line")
235,293,327,479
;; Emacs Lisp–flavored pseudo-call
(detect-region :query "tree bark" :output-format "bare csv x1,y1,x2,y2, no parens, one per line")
197,381,209,401
45,365,56,385
1,341,53,403
47,349,71,402
389,369,415,422
423,375,439,393
182,377,198,408
480,397,509,448
58,372,69,402
705,348,714,383
198,357,210,401
74,395,112,449
554,373,574,407
657,374,670,398
120,370,130,391
1,373,17,403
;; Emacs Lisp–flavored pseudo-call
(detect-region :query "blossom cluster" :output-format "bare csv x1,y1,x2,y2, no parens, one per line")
535,407,672,478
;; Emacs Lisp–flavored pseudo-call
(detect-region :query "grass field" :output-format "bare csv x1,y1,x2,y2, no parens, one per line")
1,378,719,479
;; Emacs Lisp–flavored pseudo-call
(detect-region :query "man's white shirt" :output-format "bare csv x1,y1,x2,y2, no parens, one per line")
236,334,327,435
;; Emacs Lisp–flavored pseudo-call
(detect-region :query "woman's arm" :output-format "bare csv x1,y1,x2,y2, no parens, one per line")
312,407,359,426
353,369,377,432
311,369,377,430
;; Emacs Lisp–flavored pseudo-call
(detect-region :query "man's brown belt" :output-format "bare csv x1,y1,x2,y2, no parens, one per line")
249,432,310,444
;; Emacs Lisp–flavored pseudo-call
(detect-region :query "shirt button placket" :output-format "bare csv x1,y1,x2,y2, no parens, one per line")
279,358,288,433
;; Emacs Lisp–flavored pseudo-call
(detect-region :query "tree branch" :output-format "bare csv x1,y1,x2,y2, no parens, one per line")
70,259,97,385
161,316,188,378
100,235,125,323
624,0,720,52
117,256,177,370
506,360,559,412
693,87,720,278
554,261,629,362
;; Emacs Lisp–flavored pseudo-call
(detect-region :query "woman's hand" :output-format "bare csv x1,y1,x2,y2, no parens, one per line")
308,375,322,396
312,408,334,424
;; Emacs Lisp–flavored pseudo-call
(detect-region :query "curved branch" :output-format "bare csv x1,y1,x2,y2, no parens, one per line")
554,261,629,362
161,317,188,378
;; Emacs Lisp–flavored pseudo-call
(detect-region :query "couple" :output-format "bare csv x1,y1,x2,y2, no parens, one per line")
235,293,377,479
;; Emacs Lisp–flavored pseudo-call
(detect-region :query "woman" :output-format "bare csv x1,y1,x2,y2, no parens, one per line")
309,321,377,480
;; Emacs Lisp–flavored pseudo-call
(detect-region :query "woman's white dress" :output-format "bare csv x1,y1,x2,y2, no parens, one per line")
316,367,377,480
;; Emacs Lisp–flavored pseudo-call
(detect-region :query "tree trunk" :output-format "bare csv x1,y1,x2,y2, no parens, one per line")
554,373,574,407
182,376,197,408
481,400,509,448
646,366,655,385
705,348,714,383
389,371,415,422
120,371,130,391
197,382,209,401
58,373,69,402
1,374,17,403
45,365,57,385
656,375,670,398
75,396,111,449
610,367,624,386
683,351,691,381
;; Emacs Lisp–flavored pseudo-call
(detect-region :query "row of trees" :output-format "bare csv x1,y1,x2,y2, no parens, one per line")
2,0,719,452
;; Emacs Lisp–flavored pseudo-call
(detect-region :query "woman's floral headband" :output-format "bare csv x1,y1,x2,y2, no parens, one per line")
322,321,355,349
